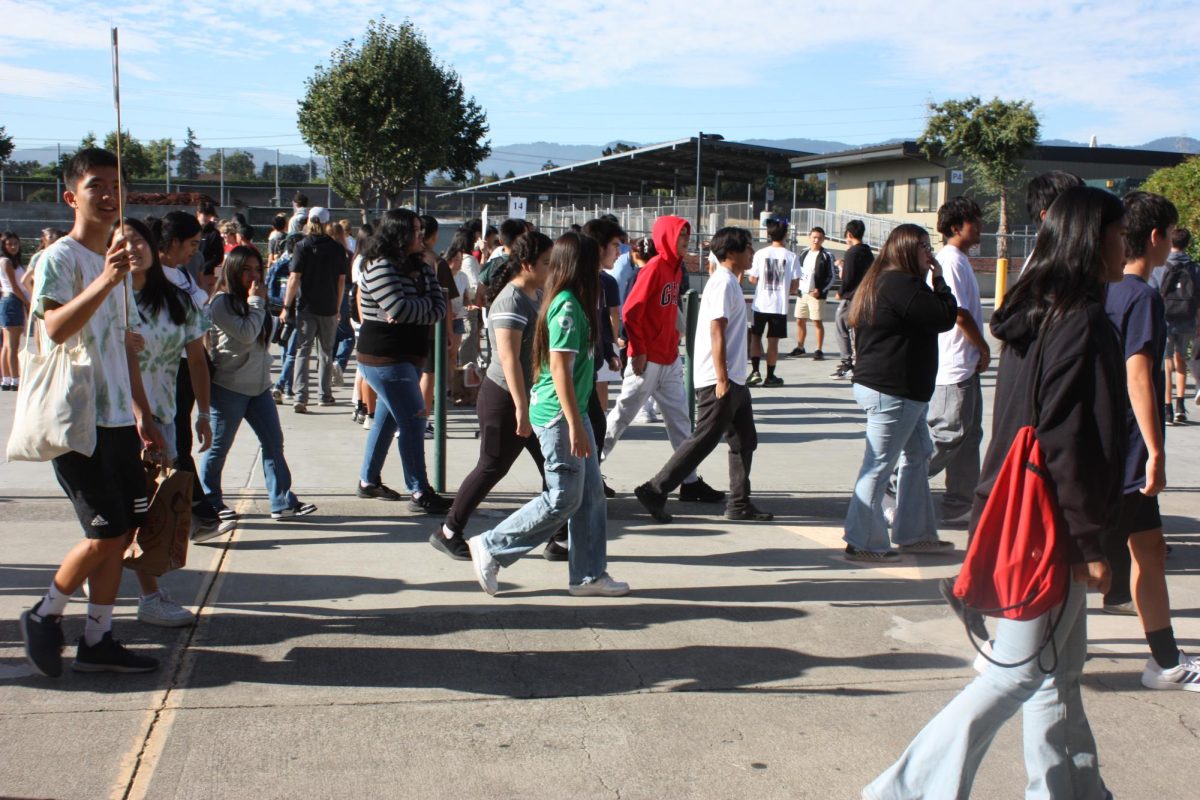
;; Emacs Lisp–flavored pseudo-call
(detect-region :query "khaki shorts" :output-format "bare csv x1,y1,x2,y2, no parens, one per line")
794,294,823,320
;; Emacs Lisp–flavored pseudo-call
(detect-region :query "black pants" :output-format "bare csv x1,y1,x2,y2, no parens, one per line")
174,358,215,515
587,381,607,448
445,377,545,535
647,382,757,510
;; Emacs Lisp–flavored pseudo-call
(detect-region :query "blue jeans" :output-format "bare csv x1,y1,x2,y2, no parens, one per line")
479,415,608,586
274,328,298,395
335,291,354,369
358,361,429,494
844,384,937,551
200,383,298,513
865,581,1107,800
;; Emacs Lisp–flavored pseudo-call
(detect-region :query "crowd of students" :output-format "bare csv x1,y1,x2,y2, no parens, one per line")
10,147,1200,797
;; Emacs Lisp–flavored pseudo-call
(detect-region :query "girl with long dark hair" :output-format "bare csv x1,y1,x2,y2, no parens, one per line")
0,231,28,391
467,232,629,598
843,224,958,561
200,246,316,522
865,187,1126,799
121,217,211,626
354,208,451,512
431,231,554,559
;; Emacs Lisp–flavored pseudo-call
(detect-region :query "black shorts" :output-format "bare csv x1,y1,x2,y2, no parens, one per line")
751,311,787,339
51,426,149,540
1115,490,1162,540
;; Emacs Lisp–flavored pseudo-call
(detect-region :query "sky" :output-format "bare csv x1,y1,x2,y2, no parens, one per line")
2,0,1199,170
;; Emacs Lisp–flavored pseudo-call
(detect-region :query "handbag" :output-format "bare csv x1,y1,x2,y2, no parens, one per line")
953,336,1070,669
5,304,96,461
124,461,192,576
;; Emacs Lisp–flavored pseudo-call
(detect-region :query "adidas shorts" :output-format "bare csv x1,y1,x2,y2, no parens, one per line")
51,426,149,540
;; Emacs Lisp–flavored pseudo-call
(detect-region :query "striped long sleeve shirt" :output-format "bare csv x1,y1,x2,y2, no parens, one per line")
356,257,446,363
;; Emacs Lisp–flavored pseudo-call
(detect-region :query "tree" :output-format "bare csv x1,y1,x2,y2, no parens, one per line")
601,142,636,157
541,160,558,171
146,138,175,180
176,127,202,180
102,130,153,179
0,126,13,170
3,160,40,178
918,96,1040,259
504,170,516,179
1144,156,1200,260
298,18,490,213
204,149,256,180
262,162,310,183
79,131,98,149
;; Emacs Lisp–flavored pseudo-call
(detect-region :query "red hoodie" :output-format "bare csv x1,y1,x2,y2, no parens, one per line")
622,215,689,364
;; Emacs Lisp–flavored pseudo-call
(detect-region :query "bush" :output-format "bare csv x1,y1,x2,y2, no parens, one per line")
1143,155,1200,260
25,188,56,203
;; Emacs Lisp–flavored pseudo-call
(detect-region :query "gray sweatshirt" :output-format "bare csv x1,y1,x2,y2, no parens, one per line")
207,293,273,396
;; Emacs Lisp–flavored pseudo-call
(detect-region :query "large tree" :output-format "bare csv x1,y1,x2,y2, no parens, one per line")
1144,155,1200,260
102,130,153,179
918,96,1040,259
0,126,13,170
297,19,490,213
176,127,202,180
146,138,175,181
203,149,256,180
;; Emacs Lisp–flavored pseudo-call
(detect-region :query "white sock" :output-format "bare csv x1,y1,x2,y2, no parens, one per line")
441,524,457,540
84,603,113,646
38,581,71,617
1,377,11,387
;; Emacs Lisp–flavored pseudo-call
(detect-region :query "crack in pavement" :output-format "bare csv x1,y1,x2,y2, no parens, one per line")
576,697,622,800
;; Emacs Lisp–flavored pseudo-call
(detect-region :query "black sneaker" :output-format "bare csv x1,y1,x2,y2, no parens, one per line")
542,537,569,561
603,481,616,499
831,363,852,380
72,632,158,673
428,531,470,560
725,504,774,521
679,477,726,503
20,602,65,678
812,349,825,362
790,346,806,357
271,502,318,520
215,505,238,522
634,483,672,523
747,371,763,387
762,375,784,387
357,483,402,501
409,490,453,514
939,576,990,642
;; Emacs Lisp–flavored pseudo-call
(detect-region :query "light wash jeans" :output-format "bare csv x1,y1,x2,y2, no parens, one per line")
844,384,938,551
602,357,697,484
865,581,1109,800
200,384,298,513
479,414,608,587
358,361,429,494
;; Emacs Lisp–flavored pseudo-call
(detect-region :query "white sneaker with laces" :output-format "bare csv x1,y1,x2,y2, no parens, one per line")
882,494,896,527
568,573,630,597
138,591,195,627
1142,650,1200,692
468,536,499,596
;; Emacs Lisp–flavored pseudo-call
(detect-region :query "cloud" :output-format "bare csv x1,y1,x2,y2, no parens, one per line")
0,62,104,97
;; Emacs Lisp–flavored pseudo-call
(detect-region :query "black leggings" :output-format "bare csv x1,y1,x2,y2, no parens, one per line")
445,377,545,535
174,358,213,513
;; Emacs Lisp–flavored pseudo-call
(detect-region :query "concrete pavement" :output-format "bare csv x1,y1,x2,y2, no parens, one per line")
1,348,1198,800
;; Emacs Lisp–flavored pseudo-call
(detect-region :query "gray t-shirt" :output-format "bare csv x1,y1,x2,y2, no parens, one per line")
485,282,540,393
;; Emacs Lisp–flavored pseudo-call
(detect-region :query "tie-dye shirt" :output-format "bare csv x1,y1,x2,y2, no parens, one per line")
134,287,210,422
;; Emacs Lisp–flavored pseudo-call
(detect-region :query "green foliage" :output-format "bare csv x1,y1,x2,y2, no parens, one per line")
79,131,98,149
176,128,202,180
261,162,311,183
26,188,56,203
503,170,516,179
203,149,256,180
601,142,637,157
297,18,490,211
3,160,40,177
541,160,558,171
919,96,1040,257
146,138,175,179
102,130,153,179
1144,155,1200,259
0,126,13,169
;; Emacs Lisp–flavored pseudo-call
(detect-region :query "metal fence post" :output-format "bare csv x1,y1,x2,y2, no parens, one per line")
433,318,447,492
683,289,700,429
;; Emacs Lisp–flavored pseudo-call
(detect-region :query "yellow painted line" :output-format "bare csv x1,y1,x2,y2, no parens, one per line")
111,497,250,800
778,524,956,582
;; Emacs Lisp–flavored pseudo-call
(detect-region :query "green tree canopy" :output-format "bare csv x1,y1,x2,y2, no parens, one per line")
0,126,13,170
297,18,490,213
203,149,256,180
79,131,98,149
146,138,175,180
1144,156,1200,260
918,96,1040,259
176,128,202,180
102,130,153,179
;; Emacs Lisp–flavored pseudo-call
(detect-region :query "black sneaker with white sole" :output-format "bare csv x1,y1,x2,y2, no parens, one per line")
428,531,471,560
271,502,318,520
725,504,774,521
357,483,403,501
20,602,65,678
844,544,900,562
409,490,453,514
215,505,238,522
72,632,158,673
679,477,726,503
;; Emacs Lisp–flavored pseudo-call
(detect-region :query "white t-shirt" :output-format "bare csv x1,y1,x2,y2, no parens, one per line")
461,254,482,293
934,244,983,384
695,266,748,388
452,270,470,319
35,237,138,428
748,246,797,315
795,250,819,294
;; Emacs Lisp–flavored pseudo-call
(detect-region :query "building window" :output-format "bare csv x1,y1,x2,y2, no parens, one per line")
908,177,939,213
868,180,894,214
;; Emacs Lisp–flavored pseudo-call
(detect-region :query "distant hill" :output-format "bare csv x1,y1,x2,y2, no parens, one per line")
1040,136,1199,153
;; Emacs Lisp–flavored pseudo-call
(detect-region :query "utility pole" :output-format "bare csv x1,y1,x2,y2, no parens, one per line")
56,143,62,204
693,133,703,252
275,149,280,206
219,148,225,207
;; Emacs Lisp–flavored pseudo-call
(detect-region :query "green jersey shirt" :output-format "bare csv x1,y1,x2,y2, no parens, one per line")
529,290,594,427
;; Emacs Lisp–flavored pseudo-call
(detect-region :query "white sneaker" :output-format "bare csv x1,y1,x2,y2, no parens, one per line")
1142,651,1200,692
632,412,651,424
138,591,195,627
333,365,344,387
467,535,499,596
882,494,896,527
972,640,994,673
568,573,630,597
363,415,373,431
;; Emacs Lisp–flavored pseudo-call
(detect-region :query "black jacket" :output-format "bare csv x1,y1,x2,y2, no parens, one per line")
972,301,1126,563
839,243,874,300
798,247,837,299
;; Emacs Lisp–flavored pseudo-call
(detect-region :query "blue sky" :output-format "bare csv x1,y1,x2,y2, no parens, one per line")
2,0,1198,165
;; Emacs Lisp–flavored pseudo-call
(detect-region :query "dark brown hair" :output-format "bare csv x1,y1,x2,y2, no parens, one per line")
531,232,600,380
848,224,930,327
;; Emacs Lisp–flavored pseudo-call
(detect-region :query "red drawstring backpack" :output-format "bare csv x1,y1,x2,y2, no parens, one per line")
953,339,1070,669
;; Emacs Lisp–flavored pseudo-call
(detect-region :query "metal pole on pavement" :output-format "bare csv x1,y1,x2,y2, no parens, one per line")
433,317,448,492
693,133,703,255
683,289,700,429
219,148,225,207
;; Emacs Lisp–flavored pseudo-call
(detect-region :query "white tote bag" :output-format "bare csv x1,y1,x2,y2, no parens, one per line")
5,310,96,461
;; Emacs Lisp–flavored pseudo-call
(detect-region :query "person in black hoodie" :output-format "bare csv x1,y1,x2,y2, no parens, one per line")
843,224,958,562
866,186,1126,800
832,219,874,379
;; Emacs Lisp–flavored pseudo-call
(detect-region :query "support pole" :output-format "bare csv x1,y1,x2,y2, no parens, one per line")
693,133,703,254
433,316,448,492
683,289,700,429
275,149,280,206
219,148,225,207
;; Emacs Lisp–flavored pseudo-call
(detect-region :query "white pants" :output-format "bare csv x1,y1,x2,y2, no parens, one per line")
602,357,697,484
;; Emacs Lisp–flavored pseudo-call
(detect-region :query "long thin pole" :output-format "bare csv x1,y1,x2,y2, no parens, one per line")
219,148,225,207
111,27,128,327
693,133,703,252
275,149,280,205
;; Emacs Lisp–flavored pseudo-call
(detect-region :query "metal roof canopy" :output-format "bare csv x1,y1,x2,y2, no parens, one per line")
436,137,812,198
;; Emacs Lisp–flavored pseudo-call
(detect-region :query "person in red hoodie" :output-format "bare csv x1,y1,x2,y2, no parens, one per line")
601,215,724,503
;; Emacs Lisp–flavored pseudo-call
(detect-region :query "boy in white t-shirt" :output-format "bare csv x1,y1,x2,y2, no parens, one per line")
747,217,798,387
634,227,772,524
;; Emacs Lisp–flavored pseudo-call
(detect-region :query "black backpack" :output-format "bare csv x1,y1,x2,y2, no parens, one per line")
1159,263,1198,323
